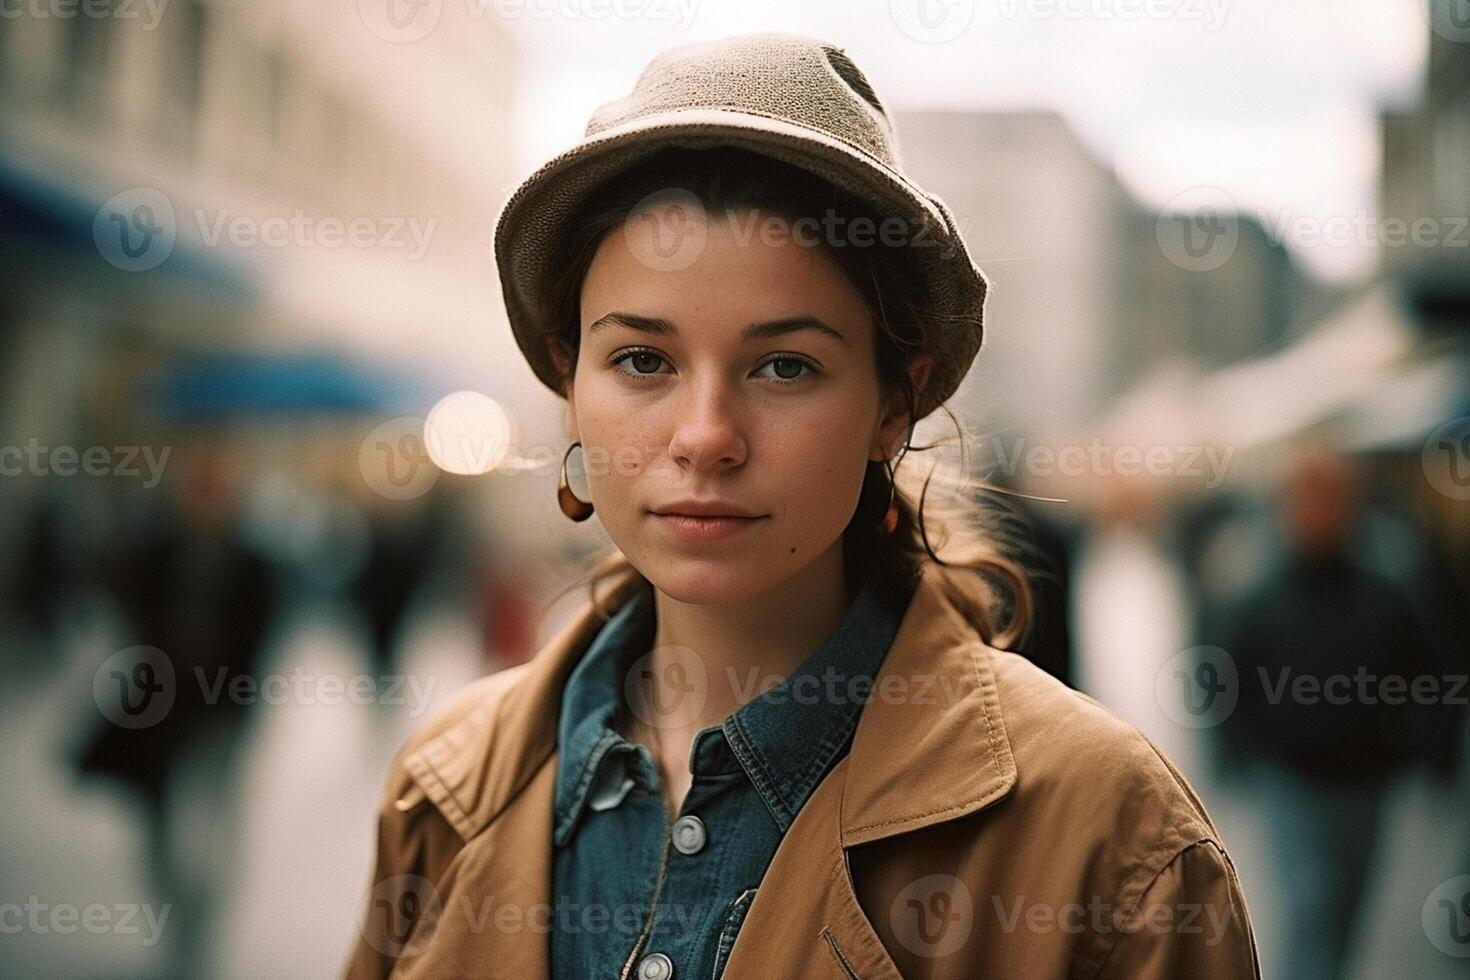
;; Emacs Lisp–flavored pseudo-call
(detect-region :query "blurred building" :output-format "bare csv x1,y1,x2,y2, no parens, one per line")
1381,0,1470,337
897,110,1125,433
897,108,1331,441
0,0,519,597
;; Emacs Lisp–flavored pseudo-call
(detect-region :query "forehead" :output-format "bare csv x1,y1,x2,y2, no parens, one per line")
579,207,873,346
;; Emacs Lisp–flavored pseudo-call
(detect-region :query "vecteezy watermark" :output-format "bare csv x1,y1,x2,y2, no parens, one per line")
624,645,709,731
1155,187,1240,272
358,0,443,42
359,416,441,501
357,0,699,43
1423,417,1470,502
993,0,1231,30
0,0,169,30
194,208,436,260
93,188,437,271
94,188,176,272
193,667,439,715
1158,183,1470,272
465,0,700,29
1421,0,1470,44
1156,646,1240,730
889,0,976,44
891,875,974,958
92,647,440,727
1260,208,1470,254
0,897,171,947
1156,645,1470,729
359,875,710,957
988,892,1240,946
94,646,176,729
621,187,971,274
980,436,1236,489
623,649,970,732
1422,874,1470,959
0,440,171,487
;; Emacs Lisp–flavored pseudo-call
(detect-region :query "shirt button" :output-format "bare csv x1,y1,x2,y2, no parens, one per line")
637,952,674,980
671,814,707,855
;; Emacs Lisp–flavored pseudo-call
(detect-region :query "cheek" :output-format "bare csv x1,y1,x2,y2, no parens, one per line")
578,408,659,495
758,414,872,523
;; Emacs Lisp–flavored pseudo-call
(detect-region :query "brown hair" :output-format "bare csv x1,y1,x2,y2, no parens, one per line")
540,145,1035,649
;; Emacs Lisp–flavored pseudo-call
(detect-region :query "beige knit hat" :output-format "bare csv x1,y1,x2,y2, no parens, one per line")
493,32,989,421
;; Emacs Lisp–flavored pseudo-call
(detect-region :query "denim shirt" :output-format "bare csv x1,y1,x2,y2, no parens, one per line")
550,580,902,980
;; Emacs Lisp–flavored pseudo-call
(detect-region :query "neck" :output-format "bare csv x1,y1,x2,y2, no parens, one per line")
639,542,856,737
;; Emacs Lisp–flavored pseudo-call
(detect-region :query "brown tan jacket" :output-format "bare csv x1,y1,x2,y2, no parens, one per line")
344,562,1262,979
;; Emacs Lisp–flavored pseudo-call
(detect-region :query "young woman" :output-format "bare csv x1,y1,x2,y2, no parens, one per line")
346,33,1261,980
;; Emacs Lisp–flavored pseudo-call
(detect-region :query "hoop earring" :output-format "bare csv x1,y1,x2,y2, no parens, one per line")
558,441,594,522
880,458,899,536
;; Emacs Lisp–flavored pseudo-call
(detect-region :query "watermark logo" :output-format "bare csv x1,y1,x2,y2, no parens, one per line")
624,645,708,731
1155,646,1238,729
890,0,975,43
0,0,170,30
624,188,709,274
94,188,176,272
980,434,1235,488
1422,875,1470,958
360,416,442,500
1422,0,1470,43
193,209,436,259
362,874,443,957
93,645,176,729
359,0,442,41
1423,417,1470,501
0,897,170,946
993,0,1230,30
990,893,1238,944
467,0,700,28
890,874,973,958
1156,187,1239,272
0,440,171,485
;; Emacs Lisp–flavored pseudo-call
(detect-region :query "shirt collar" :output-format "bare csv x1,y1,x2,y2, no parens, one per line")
552,578,901,842
717,581,900,831
553,585,656,846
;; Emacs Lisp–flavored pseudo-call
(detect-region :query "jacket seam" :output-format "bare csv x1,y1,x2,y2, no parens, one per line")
1073,836,1225,980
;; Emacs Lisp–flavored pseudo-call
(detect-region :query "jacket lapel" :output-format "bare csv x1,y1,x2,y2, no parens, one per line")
398,561,1017,979
839,560,1018,846
727,561,1018,978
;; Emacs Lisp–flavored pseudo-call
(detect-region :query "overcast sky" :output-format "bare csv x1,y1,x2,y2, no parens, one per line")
496,0,1434,283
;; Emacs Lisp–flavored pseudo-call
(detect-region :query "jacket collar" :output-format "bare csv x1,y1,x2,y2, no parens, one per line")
401,561,1017,845
550,576,904,843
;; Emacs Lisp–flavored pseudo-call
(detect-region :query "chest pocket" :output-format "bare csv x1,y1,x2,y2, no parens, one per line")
709,888,757,980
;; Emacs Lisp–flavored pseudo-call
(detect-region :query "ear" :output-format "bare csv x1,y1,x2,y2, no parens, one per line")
549,341,579,441
871,356,933,461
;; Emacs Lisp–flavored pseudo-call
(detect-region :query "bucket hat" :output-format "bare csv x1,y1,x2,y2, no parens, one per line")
493,32,989,422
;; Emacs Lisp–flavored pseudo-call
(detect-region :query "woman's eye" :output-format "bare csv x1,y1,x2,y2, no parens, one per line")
755,356,817,383
611,350,669,377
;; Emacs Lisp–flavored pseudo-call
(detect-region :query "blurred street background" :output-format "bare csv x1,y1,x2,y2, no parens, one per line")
1,1,1467,977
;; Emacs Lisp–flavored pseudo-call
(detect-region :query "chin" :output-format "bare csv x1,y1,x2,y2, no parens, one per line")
636,554,779,606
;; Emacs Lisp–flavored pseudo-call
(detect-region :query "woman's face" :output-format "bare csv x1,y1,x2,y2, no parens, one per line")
565,204,927,604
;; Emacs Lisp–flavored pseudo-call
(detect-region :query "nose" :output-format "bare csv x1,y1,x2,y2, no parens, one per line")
667,376,748,475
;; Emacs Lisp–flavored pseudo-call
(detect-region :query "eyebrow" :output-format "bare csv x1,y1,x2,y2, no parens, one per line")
588,311,849,346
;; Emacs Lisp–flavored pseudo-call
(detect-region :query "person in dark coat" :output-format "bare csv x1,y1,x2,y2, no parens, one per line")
1221,445,1438,980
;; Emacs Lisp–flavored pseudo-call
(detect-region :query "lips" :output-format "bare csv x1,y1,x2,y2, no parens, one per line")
651,512,765,543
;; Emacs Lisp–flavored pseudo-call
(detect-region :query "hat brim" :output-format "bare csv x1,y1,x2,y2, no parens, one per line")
493,107,987,419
